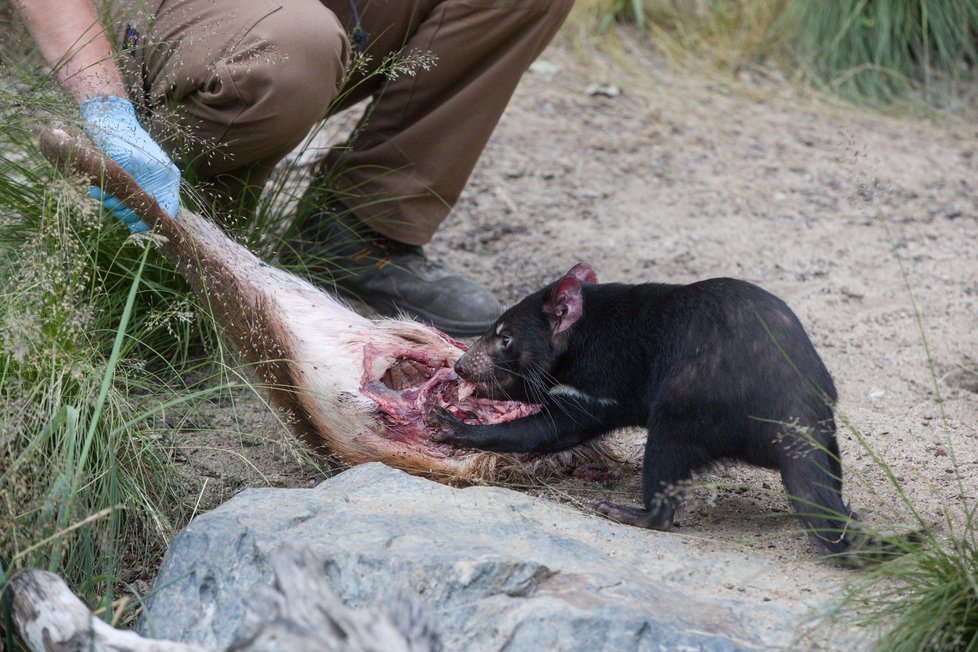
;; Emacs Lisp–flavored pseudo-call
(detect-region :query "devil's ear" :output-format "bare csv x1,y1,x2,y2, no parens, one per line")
566,262,597,285
543,274,584,335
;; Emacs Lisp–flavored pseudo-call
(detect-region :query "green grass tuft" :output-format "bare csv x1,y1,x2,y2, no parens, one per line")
833,528,978,651
786,0,978,108
0,72,226,612
575,0,977,109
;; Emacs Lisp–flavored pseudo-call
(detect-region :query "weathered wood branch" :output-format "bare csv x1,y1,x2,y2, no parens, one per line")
5,569,206,651
4,547,438,652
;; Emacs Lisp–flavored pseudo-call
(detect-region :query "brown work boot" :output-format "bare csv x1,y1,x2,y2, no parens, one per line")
286,198,501,338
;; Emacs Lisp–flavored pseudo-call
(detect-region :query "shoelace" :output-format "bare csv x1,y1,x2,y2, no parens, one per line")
347,0,368,51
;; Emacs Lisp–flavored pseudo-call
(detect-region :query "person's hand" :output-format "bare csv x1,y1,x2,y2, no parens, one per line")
79,95,180,233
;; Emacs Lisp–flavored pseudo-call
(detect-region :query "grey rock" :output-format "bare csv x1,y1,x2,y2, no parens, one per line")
140,464,846,651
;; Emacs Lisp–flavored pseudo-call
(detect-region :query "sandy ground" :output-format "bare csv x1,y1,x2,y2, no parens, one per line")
432,40,978,556
168,35,978,617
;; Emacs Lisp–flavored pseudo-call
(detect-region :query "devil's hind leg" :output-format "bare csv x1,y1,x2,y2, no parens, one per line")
777,423,854,554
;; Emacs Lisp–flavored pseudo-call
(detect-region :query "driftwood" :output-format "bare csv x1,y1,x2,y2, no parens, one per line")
4,569,207,652
4,547,439,652
39,127,624,485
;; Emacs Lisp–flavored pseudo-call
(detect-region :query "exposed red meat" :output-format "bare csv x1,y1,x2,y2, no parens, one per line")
361,345,540,449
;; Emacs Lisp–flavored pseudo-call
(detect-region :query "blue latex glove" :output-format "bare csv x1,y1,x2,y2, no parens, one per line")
79,95,180,233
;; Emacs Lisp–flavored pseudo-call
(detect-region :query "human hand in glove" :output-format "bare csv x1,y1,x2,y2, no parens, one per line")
79,95,180,233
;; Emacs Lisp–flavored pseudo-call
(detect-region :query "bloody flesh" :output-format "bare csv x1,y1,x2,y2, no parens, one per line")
361,344,540,448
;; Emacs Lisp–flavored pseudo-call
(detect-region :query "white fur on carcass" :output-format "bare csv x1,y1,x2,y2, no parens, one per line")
226,236,469,475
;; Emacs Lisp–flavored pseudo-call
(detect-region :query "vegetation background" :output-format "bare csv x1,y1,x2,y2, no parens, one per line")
1,0,976,648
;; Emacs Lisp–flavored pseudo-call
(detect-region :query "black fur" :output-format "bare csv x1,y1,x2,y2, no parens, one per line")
431,263,863,555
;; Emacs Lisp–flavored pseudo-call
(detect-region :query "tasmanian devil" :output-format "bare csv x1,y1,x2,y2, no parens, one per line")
430,262,887,560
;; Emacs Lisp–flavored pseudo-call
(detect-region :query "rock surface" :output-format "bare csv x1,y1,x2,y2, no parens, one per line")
141,464,855,651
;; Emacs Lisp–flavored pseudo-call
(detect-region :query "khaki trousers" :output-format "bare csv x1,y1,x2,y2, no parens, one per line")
108,0,573,244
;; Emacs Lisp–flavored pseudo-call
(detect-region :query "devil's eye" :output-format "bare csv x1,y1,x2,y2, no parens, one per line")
500,334,512,349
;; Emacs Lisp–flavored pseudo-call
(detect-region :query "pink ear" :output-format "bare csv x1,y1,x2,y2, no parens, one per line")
544,274,584,334
566,262,597,285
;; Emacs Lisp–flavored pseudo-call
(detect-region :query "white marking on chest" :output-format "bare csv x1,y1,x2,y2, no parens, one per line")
549,384,617,406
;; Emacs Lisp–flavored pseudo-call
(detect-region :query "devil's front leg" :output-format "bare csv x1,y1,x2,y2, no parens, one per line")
428,397,615,454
